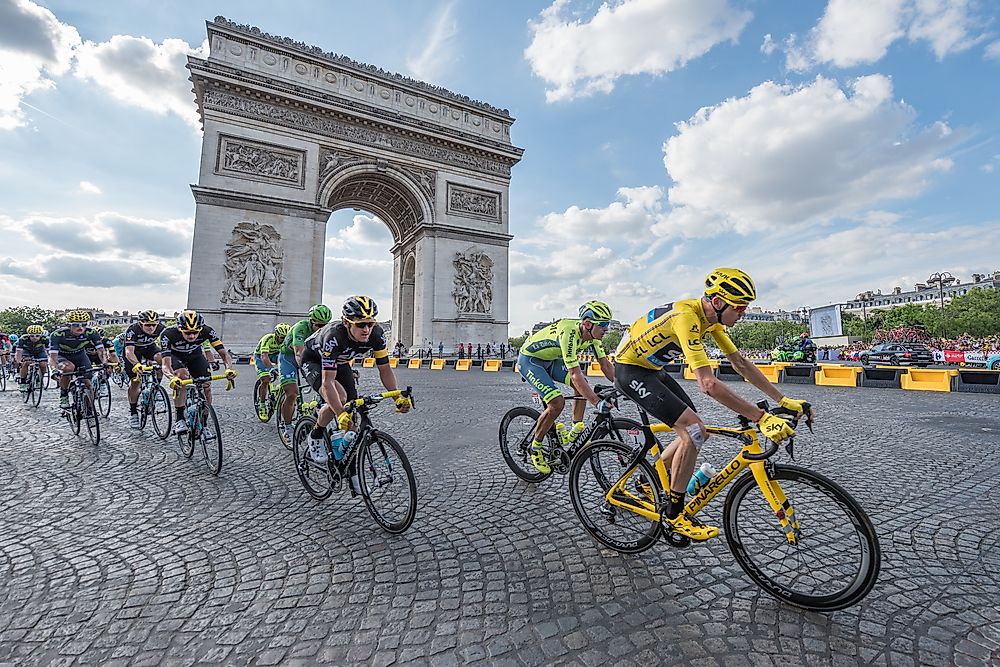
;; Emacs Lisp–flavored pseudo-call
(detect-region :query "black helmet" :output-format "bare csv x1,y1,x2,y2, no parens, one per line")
343,296,378,321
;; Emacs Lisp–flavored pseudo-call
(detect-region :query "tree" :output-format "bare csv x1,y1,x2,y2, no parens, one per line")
508,330,530,349
601,329,623,353
0,306,61,334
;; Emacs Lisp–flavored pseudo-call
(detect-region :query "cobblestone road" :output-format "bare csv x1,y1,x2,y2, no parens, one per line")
1,368,999,666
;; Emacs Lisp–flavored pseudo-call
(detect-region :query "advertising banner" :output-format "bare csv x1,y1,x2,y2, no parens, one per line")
809,305,843,338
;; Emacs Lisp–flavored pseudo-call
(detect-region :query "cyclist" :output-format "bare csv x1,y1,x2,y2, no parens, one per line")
0,330,11,367
48,311,106,409
159,310,237,436
254,322,291,419
518,300,616,474
14,325,49,391
301,296,410,464
87,327,121,372
275,304,332,442
615,268,813,542
123,310,165,429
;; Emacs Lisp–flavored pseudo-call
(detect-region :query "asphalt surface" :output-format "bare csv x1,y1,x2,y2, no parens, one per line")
1,367,999,666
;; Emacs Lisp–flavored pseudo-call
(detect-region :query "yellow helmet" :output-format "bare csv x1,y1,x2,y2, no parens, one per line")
26,325,44,335
704,268,757,306
177,309,204,333
138,310,159,324
66,310,90,324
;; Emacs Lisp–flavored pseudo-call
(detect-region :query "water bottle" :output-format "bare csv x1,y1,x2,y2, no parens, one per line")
568,421,586,443
329,429,347,461
554,422,567,445
140,387,149,405
342,431,357,456
687,462,717,495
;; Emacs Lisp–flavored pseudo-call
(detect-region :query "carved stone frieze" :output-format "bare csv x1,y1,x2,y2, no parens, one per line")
452,250,493,314
221,221,284,304
216,135,305,188
446,183,500,221
203,89,510,177
319,148,367,176
400,166,436,200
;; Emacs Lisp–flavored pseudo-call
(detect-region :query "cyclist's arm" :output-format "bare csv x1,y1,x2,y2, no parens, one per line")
125,345,140,367
693,365,766,422
560,324,601,406
261,351,274,368
319,366,346,415
14,348,23,363
727,351,784,403
376,362,399,392
597,355,615,382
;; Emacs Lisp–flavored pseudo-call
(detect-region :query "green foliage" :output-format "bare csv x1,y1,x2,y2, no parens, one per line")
101,324,127,339
508,330,530,349
600,329,623,353
853,288,1000,339
728,320,808,350
0,306,61,334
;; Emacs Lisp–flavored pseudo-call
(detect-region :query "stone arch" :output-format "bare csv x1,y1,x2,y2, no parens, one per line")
185,18,523,353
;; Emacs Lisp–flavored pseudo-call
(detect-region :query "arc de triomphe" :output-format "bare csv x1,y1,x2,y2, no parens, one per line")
186,17,523,351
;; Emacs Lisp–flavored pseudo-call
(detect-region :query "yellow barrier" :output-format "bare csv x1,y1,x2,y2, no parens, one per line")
755,364,780,384
346,358,355,368
407,358,422,369
815,365,862,387
362,357,376,368
483,359,501,372
388,357,399,368
430,358,445,370
586,361,603,377
901,368,956,392
455,359,472,371
514,362,519,374
683,360,720,380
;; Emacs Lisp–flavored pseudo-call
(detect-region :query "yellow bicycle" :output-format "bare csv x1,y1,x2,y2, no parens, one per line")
568,401,880,611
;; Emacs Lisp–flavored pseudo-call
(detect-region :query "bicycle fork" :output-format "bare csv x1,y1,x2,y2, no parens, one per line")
749,462,801,545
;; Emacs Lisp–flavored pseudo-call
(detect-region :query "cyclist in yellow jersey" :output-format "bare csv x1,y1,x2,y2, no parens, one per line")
254,323,291,419
615,268,814,542
518,300,616,473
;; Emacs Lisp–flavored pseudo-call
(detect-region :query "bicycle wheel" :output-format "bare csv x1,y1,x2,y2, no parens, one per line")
21,372,31,404
95,375,112,417
82,393,100,445
723,464,881,612
275,392,294,450
292,416,334,499
69,392,82,435
252,378,272,423
592,417,648,446
150,386,172,440
30,370,43,408
199,404,223,475
178,410,195,459
42,367,51,390
568,439,662,554
357,430,417,534
499,406,555,483
0,365,6,391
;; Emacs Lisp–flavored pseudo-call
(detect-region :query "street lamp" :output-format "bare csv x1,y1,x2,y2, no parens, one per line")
927,271,955,310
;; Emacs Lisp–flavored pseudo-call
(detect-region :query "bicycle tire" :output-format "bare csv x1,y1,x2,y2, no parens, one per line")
291,416,334,499
21,370,31,404
82,393,100,445
150,386,172,440
723,464,881,612
498,406,554,483
30,369,43,407
357,430,417,534
0,365,6,392
200,404,223,475
69,391,82,435
42,368,51,390
95,375,111,418
178,410,195,458
568,438,662,554
138,388,150,430
252,378,272,423
592,417,648,447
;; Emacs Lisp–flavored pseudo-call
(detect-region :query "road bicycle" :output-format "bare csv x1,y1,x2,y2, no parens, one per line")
274,373,319,450
172,374,235,476
135,364,172,439
56,366,103,445
0,357,8,391
499,384,648,483
568,400,880,612
91,363,115,418
20,359,44,407
110,364,129,389
253,367,281,422
292,387,417,534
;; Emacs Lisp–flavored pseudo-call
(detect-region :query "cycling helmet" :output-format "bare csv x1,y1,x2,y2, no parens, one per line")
308,304,333,324
94,327,106,338
343,296,378,322
704,268,756,306
26,325,43,335
578,300,613,322
66,310,90,324
177,309,204,333
138,310,159,324
800,331,809,338
273,323,291,340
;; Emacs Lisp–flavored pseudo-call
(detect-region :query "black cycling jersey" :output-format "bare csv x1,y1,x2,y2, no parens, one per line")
159,325,225,357
304,322,390,370
124,322,165,350
16,336,48,355
49,327,103,356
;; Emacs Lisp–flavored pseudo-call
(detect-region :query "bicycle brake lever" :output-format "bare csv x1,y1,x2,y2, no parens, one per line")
785,438,795,460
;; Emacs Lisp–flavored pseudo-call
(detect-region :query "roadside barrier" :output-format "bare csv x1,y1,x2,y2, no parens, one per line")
954,369,1000,394
900,368,955,392
586,361,603,377
483,359,501,372
755,364,780,384
363,357,375,368
684,360,720,380
816,365,862,387
860,367,903,389
388,357,399,368
717,362,742,382
407,358,422,369
430,359,445,370
781,364,816,385
455,359,472,371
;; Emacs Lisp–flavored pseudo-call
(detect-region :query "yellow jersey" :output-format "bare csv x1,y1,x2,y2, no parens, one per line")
615,299,737,371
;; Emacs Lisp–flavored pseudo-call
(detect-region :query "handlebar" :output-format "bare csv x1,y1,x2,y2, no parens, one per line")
743,400,813,461
344,386,415,412
170,373,236,392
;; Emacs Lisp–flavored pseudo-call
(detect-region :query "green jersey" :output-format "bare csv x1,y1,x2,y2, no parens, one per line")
520,319,605,369
279,319,314,355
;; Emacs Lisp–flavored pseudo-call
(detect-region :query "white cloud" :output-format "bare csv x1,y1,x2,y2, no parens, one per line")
525,0,752,102
73,34,208,129
760,33,776,56
0,212,193,259
787,0,983,71
406,2,458,85
656,75,959,237
78,180,101,194
983,40,1000,61
0,0,80,129
0,254,181,288
536,186,666,245
982,155,1000,173
326,213,393,250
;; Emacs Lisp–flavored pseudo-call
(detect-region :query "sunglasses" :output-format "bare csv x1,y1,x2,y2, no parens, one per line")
590,320,611,328
352,321,376,330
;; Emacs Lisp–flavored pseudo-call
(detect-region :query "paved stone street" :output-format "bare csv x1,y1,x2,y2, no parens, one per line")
1,368,999,666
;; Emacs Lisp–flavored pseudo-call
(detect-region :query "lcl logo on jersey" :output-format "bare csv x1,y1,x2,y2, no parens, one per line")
629,379,650,398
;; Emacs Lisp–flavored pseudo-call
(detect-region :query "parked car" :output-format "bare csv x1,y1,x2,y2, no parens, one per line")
859,343,934,367
987,354,1000,370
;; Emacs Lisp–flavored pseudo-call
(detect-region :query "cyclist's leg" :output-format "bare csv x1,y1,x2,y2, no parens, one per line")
277,352,299,425
15,350,26,383
517,354,565,440
125,348,143,406
184,353,213,403
254,354,270,400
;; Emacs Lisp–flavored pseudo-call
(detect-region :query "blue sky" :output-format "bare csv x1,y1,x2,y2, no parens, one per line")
1,0,998,334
